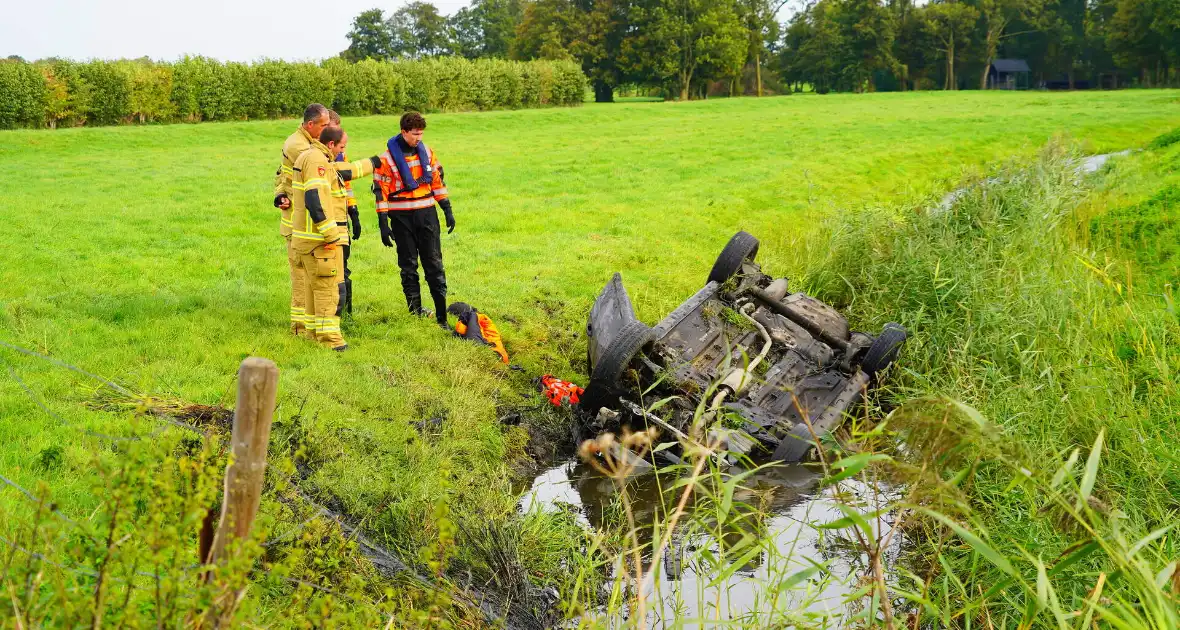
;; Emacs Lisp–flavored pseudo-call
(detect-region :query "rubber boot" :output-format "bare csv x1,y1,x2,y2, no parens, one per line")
345,279,354,315
431,292,448,329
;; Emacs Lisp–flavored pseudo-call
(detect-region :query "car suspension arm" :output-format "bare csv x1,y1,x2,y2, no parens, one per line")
748,288,850,353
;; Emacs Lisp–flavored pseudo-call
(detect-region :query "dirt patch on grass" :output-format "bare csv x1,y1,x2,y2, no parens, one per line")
88,390,233,430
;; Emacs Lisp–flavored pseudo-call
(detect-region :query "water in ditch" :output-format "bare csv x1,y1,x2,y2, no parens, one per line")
519,457,901,625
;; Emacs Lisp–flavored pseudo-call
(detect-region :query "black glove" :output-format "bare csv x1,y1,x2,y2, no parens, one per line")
273,193,289,208
348,206,361,241
378,213,394,248
369,156,382,169
438,198,455,234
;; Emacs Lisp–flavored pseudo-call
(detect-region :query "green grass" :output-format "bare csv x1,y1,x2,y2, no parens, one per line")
784,132,1180,628
2,90,1180,625
1086,139,1180,288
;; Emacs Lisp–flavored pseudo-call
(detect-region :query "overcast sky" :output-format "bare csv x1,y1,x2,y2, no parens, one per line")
2,0,471,63
4,0,803,63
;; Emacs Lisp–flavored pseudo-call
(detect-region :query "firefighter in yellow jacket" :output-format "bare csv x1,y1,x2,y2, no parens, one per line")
373,111,455,328
290,126,380,351
274,103,331,335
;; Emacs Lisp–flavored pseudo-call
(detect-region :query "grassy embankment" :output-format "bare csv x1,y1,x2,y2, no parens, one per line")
1,90,1178,625
770,125,1180,627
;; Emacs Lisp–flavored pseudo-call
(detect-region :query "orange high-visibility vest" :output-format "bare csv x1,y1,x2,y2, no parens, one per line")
374,143,448,213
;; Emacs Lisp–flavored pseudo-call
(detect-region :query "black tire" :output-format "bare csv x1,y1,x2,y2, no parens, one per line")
707,231,760,285
773,423,817,463
590,321,653,384
861,323,907,377
579,321,653,414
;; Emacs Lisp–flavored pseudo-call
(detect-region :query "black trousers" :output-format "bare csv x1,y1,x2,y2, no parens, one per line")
388,206,447,317
342,243,352,314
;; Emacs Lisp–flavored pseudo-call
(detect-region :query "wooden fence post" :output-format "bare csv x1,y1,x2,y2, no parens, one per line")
208,357,279,569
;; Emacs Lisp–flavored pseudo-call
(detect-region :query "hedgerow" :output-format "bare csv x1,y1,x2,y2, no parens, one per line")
0,56,587,129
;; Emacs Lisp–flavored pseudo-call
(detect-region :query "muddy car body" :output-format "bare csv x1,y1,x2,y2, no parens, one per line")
578,232,907,463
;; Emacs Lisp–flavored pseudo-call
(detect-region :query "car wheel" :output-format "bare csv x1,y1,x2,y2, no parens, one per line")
861,323,907,377
773,423,817,463
707,231,760,285
579,321,653,414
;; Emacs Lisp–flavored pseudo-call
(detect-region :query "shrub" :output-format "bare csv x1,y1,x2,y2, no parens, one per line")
394,60,436,113
171,56,214,122
0,59,47,128
250,60,292,119
489,60,524,109
550,60,587,105
78,60,131,125
123,60,175,123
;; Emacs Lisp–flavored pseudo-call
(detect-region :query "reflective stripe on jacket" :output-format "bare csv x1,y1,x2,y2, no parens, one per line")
328,152,375,246
290,141,342,255
275,126,315,237
374,145,448,213
337,152,357,208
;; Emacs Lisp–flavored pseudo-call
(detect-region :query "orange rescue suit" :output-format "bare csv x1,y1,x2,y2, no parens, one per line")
454,309,509,364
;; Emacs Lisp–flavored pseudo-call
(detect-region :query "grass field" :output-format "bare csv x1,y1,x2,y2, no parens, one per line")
2,89,1180,626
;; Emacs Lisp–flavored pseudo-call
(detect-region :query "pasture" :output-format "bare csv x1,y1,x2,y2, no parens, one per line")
2,89,1179,626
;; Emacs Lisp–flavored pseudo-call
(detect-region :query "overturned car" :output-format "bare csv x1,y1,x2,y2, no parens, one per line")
577,231,907,463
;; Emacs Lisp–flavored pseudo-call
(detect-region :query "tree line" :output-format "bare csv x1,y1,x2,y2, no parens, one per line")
342,0,1180,99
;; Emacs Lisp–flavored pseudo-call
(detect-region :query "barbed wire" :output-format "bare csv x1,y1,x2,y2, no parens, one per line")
0,475,385,614
0,339,133,397
0,340,442,620
0,533,100,579
0,339,203,440
0,473,96,542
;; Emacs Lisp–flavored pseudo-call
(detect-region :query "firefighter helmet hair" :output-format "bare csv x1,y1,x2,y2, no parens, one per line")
304,103,328,124
319,125,344,146
400,111,427,131
327,109,341,125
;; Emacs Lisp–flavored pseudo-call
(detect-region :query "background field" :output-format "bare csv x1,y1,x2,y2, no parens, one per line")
2,89,1179,625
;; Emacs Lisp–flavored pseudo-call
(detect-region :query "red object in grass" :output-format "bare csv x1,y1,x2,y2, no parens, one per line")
541,375,584,407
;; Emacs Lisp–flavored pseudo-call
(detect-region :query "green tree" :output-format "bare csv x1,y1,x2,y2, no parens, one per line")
832,0,898,92
123,59,174,123
1085,0,1121,85
924,1,979,89
893,1,940,89
1040,0,1086,87
736,0,779,95
38,59,91,128
449,0,523,58
0,59,46,129
388,2,451,58
780,0,845,93
343,9,394,61
1106,0,1178,86
662,0,747,99
617,0,679,93
447,6,486,58
568,0,632,101
513,0,576,60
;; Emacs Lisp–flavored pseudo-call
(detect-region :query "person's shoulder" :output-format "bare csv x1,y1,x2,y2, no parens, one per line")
294,148,327,172
284,129,310,151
